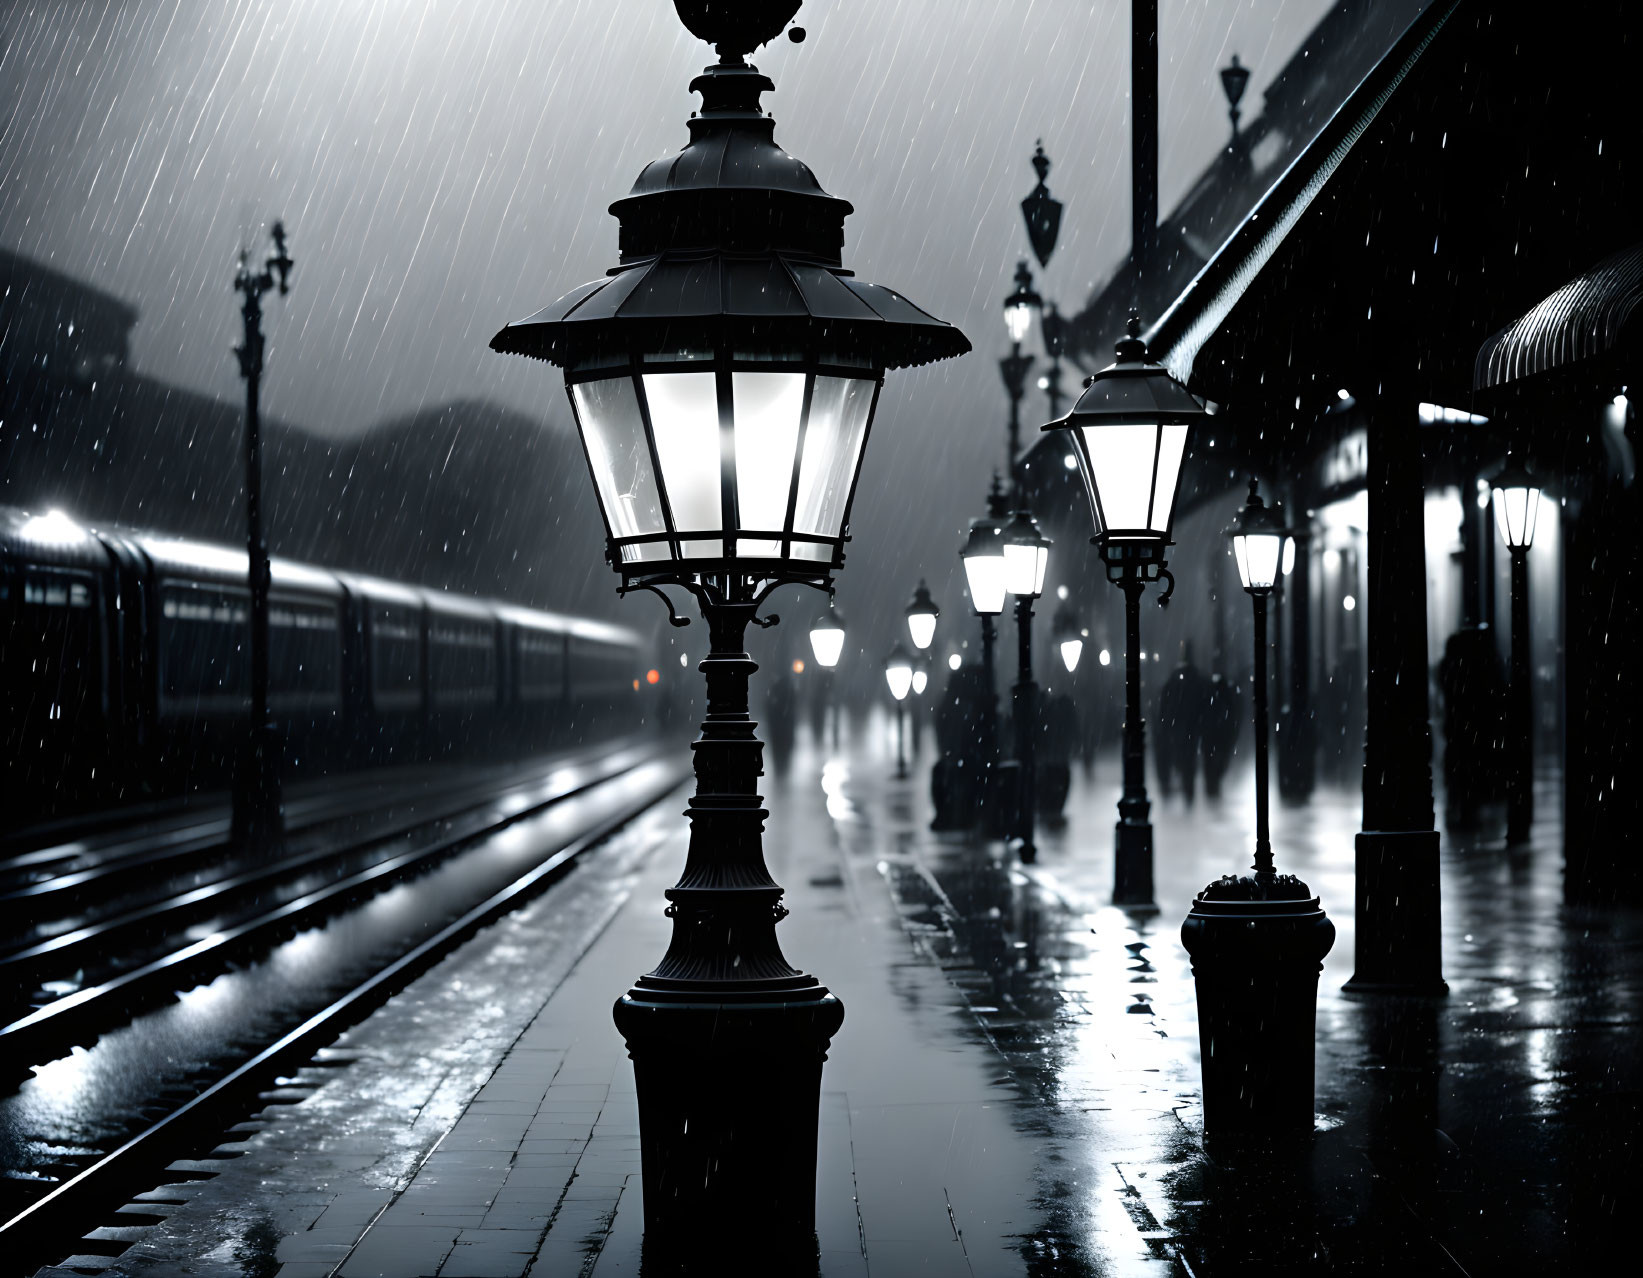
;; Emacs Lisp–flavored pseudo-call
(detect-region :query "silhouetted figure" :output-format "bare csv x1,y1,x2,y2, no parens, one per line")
1037,690,1078,821
1157,642,1209,803
763,669,796,770
1437,624,1507,826
1201,672,1242,799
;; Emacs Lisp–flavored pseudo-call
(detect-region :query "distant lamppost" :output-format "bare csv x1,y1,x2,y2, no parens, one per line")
809,600,845,746
1491,459,1542,846
1227,479,1286,874
906,580,940,651
1220,53,1252,163
1052,600,1086,673
1003,508,1050,862
808,600,846,669
961,475,1011,824
231,221,293,844
1180,476,1334,1143
885,642,914,779
1045,315,1208,907
1040,300,1069,422
488,2,968,1255
1001,261,1040,478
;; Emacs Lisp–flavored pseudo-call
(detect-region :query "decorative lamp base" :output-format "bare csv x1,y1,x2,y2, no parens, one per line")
1181,885,1335,1143
614,983,844,1261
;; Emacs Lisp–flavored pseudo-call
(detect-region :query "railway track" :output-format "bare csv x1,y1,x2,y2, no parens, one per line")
0,742,654,1063
0,750,688,1274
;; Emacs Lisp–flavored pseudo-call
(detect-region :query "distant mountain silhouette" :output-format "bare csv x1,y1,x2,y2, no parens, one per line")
1,363,615,617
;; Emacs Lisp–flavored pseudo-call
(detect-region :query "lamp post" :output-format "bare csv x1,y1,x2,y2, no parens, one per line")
885,642,914,779
231,221,293,844
1002,508,1050,862
1001,261,1040,481
1491,459,1542,846
1228,479,1286,872
809,600,845,747
489,3,968,1255
1180,478,1334,1142
906,580,940,651
961,475,1011,831
1052,600,1086,674
1044,314,1208,907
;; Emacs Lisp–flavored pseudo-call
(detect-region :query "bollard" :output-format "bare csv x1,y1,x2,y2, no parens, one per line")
1181,871,1334,1142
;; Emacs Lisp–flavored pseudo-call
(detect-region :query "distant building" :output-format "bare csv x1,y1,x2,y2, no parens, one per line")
0,245,137,389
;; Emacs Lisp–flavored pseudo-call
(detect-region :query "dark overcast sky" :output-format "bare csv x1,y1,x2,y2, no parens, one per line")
2,0,1330,644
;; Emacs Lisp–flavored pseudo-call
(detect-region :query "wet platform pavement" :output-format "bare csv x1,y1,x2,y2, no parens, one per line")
52,718,1639,1277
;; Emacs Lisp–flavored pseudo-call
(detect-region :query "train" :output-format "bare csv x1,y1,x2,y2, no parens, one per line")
1,505,660,832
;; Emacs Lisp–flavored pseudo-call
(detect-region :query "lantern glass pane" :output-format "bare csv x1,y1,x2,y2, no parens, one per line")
1005,301,1032,344
1150,425,1189,533
1493,484,1540,550
1233,532,1283,590
793,376,873,538
1078,423,1156,533
809,625,845,668
885,665,913,700
1059,638,1083,672
644,371,722,541
964,550,1008,615
572,377,669,560
908,612,937,650
1004,542,1048,597
732,372,805,556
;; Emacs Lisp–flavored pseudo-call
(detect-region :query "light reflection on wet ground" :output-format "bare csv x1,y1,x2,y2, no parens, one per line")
782,711,1639,1275
0,755,673,1208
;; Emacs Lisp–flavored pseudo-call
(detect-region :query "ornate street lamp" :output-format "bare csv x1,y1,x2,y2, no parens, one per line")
1180,477,1334,1142
1001,261,1040,476
1044,313,1209,907
808,600,845,669
1002,508,1050,862
489,2,967,1255
231,221,294,844
906,580,940,651
885,642,914,779
1052,601,1087,673
1227,479,1286,870
1491,458,1542,846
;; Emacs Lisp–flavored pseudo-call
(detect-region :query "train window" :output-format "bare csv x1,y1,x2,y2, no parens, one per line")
4,568,103,725
516,631,564,702
159,582,249,714
371,609,422,710
430,622,497,706
269,599,341,713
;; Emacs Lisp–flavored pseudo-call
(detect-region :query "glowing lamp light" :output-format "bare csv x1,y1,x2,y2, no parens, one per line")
1002,509,1051,599
808,602,846,669
1042,316,1207,582
1228,478,1287,594
911,664,929,696
646,669,661,685
791,658,805,674
947,652,963,671
905,580,940,650
1098,648,1111,666
884,643,914,702
1003,259,1041,345
961,515,1008,616
1059,640,1084,673
1490,459,1542,551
